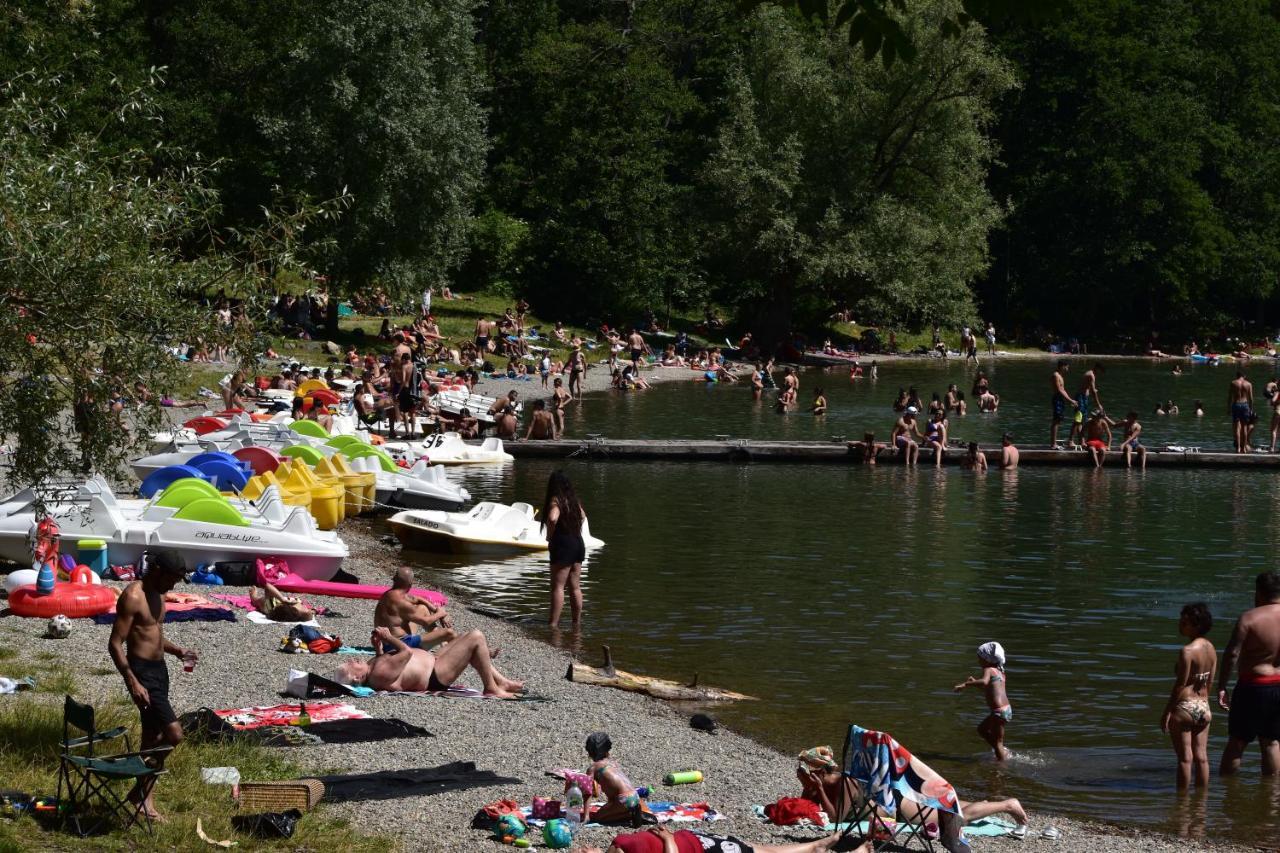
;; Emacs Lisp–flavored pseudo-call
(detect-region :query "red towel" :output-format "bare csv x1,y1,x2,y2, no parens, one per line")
764,796,824,826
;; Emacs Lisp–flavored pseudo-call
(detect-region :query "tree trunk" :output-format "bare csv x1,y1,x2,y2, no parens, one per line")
748,271,796,355
325,295,339,337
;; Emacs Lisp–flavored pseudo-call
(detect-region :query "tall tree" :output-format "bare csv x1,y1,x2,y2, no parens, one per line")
147,0,487,324
704,1,1013,342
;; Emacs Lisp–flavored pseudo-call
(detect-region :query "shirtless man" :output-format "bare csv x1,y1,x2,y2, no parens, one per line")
1217,571,1280,776
627,329,648,369
488,389,519,421
1120,411,1147,470
525,399,555,440
1266,379,1280,453
1229,371,1254,453
891,408,922,466
1050,360,1078,449
373,567,454,650
550,378,572,437
396,352,418,436
474,317,494,354
107,552,195,821
495,404,518,440
1083,409,1115,468
1069,362,1103,449
340,627,522,698
1000,433,1019,469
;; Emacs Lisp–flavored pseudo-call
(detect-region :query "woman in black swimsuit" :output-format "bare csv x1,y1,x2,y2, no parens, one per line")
543,470,588,628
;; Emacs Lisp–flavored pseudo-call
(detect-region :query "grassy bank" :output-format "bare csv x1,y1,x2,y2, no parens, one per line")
0,672,395,852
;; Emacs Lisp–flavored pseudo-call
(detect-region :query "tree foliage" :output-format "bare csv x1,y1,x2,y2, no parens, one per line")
704,2,1013,339
0,68,336,489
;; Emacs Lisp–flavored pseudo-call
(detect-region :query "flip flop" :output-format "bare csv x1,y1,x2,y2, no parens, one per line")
1041,826,1061,840
1011,824,1029,839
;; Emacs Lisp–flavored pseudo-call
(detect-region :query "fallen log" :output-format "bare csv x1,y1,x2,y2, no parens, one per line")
565,645,756,702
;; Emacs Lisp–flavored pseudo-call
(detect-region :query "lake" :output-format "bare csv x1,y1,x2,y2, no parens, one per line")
411,357,1280,845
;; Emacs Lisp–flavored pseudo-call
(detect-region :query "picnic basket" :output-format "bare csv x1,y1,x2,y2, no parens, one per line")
238,779,325,812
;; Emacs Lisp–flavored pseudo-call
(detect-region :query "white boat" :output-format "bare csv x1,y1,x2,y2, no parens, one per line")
384,432,513,466
387,502,603,556
0,478,347,580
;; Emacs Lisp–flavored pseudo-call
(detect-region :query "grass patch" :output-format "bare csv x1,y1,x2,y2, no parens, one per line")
0,697,397,852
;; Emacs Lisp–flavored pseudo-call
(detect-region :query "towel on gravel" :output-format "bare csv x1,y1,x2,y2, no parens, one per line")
94,592,234,624
246,610,319,627
213,701,367,730
254,717,431,747
316,762,521,802
283,669,545,702
750,805,1016,836
521,801,722,829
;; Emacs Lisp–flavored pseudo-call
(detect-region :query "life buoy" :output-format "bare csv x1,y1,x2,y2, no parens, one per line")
8,583,117,618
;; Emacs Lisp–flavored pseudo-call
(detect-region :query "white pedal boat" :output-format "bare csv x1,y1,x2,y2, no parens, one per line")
388,501,603,556
0,478,347,580
383,432,513,466
344,456,470,511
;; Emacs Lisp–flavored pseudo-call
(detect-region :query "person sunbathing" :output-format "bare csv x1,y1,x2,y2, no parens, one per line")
582,825,850,853
249,582,315,623
372,567,454,650
795,745,1029,847
338,627,522,698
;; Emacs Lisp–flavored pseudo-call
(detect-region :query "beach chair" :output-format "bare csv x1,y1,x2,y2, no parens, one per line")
59,696,170,837
833,724,964,853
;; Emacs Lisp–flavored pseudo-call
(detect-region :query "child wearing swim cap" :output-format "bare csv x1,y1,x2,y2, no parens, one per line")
954,641,1011,761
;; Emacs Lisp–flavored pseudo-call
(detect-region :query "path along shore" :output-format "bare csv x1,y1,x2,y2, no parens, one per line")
2,519,1264,853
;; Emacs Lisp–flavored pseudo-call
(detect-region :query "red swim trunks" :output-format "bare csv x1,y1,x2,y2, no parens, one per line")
1086,439,1106,450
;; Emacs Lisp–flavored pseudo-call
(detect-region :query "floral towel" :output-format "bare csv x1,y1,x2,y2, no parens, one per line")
844,725,959,818
213,701,368,730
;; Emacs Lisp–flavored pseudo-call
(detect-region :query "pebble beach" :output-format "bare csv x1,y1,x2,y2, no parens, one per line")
2,515,1268,853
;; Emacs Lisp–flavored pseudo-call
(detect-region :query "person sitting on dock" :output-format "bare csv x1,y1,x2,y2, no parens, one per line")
924,410,948,469
525,399,555,440
859,432,884,465
1084,409,1116,468
1120,412,1146,470
340,627,521,698
961,441,987,472
372,567,454,651
1000,433,1019,469
891,408,922,466
456,407,481,439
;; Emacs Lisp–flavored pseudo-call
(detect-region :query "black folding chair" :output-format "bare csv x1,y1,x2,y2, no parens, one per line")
59,695,170,836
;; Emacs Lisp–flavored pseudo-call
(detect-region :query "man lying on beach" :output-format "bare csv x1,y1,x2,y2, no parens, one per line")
249,582,315,623
372,567,454,651
338,627,523,698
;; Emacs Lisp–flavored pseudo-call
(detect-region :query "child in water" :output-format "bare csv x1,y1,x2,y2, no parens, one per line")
1161,603,1216,789
954,641,1011,761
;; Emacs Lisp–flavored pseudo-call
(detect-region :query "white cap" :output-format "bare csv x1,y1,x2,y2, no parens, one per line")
977,641,1006,669
906,406,918,414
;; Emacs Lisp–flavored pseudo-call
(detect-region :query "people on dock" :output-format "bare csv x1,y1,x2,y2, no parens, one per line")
543,470,587,628
107,551,195,821
372,567,454,651
1216,571,1280,777
341,627,522,698
1268,379,1280,452
859,432,884,465
1162,602,1216,788
1084,409,1115,468
1050,360,1077,449
891,408,921,466
954,641,1011,761
1120,412,1147,469
1229,371,1255,453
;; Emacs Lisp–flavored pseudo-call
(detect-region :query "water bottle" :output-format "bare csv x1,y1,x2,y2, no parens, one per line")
564,784,583,834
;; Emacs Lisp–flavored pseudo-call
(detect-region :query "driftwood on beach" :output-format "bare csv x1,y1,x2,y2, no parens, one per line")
566,645,757,702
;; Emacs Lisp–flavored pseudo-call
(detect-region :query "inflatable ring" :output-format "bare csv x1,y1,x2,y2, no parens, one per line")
8,583,117,619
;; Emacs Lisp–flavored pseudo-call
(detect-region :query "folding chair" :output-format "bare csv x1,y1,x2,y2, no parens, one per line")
834,724,966,853
58,695,171,837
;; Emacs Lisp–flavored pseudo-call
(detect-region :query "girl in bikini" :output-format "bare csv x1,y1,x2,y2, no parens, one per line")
1161,602,1216,788
954,641,1011,761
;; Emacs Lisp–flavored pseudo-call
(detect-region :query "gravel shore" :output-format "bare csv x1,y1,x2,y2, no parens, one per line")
1,518,1267,853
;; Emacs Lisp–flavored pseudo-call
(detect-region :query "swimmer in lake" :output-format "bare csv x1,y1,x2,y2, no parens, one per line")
892,388,908,412
860,432,884,465
812,387,827,416
961,441,987,472
1000,433,1018,469
1162,603,1216,789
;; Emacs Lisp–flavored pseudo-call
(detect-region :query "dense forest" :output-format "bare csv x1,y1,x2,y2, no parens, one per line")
4,0,1280,345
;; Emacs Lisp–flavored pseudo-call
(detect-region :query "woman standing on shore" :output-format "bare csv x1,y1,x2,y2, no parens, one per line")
543,470,587,627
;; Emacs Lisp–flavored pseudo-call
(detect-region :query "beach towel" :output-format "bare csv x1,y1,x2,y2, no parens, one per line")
213,701,368,730
521,801,722,829
316,762,521,802
749,806,1017,837
255,717,431,746
281,669,544,702
94,592,234,624
845,726,959,818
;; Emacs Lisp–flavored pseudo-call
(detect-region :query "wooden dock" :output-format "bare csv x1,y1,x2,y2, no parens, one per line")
505,438,1280,468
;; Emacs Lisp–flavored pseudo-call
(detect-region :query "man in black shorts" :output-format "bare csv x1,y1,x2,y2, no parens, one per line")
108,551,197,820
1218,570,1280,777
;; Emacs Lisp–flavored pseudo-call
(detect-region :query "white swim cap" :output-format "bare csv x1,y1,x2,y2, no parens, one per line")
977,641,1006,669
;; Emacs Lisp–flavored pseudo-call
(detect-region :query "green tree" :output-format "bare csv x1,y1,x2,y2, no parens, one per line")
704,2,1013,342
983,0,1280,339
147,0,486,326
0,68,333,489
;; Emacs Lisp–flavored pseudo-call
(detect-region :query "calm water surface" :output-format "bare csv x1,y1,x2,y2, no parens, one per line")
411,358,1280,845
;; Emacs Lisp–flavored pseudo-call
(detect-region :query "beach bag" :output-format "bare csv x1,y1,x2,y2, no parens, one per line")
232,809,302,839
764,797,824,826
214,561,255,585
255,558,290,585
531,797,562,820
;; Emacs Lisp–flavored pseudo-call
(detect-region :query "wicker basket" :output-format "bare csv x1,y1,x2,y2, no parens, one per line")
238,779,325,812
